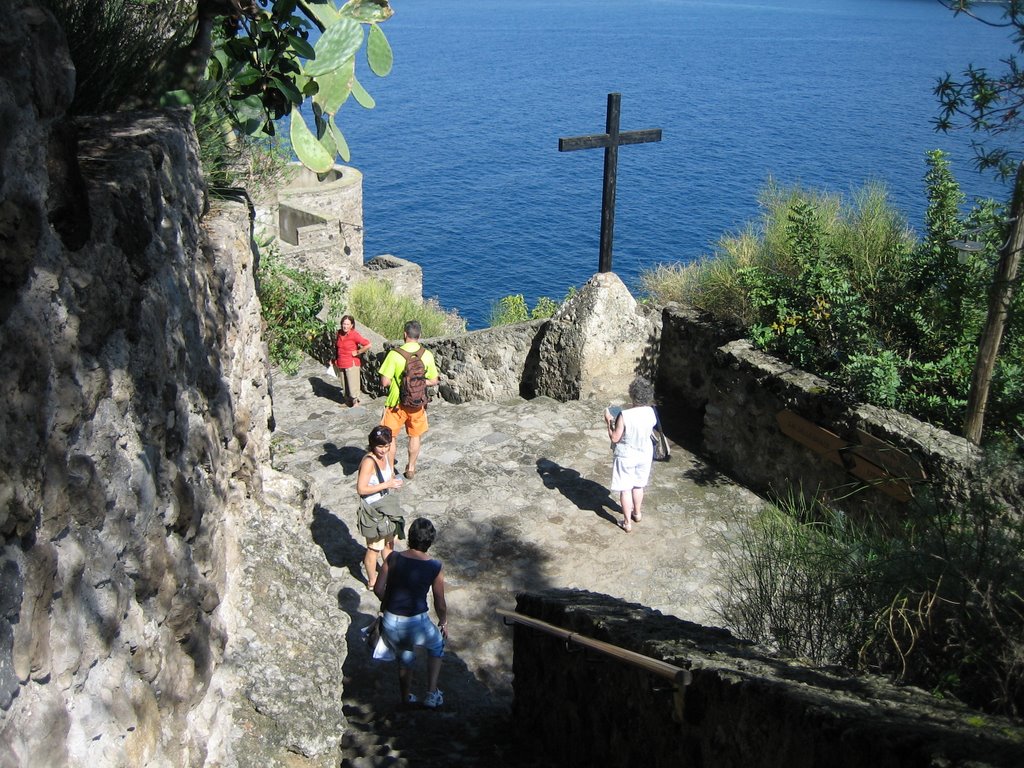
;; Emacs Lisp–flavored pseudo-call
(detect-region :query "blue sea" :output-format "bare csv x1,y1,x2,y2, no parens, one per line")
308,0,1013,328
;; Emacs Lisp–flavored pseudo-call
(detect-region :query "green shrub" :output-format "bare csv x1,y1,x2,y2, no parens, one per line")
255,243,346,374
490,294,529,326
42,0,191,114
640,157,1024,447
717,489,1024,717
489,292,568,326
841,350,902,408
348,280,465,340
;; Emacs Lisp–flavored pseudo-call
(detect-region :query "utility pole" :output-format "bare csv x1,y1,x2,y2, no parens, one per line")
963,160,1024,445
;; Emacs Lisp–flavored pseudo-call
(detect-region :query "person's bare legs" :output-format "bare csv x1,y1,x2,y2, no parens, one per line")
398,666,413,702
619,490,633,532
631,487,645,522
406,434,422,475
363,538,394,588
426,656,442,693
363,546,380,588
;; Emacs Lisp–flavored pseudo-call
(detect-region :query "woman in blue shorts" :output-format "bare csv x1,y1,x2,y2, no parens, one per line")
373,517,448,708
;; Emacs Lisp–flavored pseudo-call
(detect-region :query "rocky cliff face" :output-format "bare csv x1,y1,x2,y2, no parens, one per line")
0,3,283,764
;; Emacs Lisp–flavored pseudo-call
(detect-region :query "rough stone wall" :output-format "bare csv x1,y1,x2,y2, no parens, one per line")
0,4,299,764
426,320,549,403
656,304,1013,515
276,164,363,282
363,254,423,303
354,272,661,405
511,590,1024,768
533,272,661,402
359,319,546,404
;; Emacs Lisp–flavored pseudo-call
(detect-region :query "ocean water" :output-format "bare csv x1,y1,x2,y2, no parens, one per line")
309,0,1013,327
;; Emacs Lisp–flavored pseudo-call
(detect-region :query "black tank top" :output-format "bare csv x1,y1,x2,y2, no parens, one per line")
385,553,442,616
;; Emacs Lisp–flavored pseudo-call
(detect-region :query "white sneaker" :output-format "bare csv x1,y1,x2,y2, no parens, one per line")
405,693,418,704
423,689,444,709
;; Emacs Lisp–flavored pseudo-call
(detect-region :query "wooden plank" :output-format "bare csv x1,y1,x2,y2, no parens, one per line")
777,411,913,502
852,429,927,481
776,410,847,467
842,451,914,501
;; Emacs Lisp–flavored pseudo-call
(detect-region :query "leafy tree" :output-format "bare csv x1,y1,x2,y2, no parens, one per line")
189,0,396,173
45,0,396,174
935,1,1024,178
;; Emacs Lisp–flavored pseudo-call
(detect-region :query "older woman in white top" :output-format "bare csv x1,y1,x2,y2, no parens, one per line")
605,376,657,532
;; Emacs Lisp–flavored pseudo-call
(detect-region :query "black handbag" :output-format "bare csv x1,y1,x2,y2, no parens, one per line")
652,408,671,462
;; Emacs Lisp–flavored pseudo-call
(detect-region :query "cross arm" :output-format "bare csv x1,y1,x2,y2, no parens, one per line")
558,128,663,152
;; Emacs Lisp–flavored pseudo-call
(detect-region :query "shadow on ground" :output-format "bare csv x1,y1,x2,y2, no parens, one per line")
310,375,349,406
536,457,619,526
311,503,556,767
319,441,365,474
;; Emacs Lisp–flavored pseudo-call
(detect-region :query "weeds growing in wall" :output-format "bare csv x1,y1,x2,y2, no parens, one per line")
488,290,575,326
716,480,1024,719
255,242,346,374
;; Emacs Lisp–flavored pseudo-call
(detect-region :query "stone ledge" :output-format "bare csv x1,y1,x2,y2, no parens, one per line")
511,589,1024,768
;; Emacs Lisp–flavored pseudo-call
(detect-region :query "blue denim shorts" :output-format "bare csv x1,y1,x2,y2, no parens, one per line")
381,611,445,667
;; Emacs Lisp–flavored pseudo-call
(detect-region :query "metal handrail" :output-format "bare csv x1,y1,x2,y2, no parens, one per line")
496,607,692,721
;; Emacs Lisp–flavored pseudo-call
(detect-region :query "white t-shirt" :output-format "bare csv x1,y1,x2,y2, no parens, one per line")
612,406,657,460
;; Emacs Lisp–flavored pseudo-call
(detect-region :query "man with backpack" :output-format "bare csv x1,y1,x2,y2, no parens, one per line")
378,320,439,480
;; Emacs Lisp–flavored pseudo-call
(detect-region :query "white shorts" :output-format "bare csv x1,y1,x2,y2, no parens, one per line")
611,457,652,492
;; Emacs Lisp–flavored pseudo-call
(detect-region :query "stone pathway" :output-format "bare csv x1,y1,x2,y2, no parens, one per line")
268,356,765,766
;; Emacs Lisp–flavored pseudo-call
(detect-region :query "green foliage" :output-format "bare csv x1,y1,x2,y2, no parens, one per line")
489,291,570,326
45,0,396,174
348,280,465,340
640,160,1024,445
255,241,346,374
934,1,1024,177
40,0,192,114
199,0,397,171
490,295,529,326
841,351,902,409
718,487,1024,717
531,295,560,319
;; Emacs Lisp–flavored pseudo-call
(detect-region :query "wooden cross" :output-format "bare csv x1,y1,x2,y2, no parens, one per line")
559,93,662,273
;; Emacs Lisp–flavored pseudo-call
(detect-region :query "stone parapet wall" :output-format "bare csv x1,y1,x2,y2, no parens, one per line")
534,273,661,403
360,320,547,403
363,253,423,302
655,304,1011,515
272,163,363,285
511,590,1024,768
358,273,661,405
428,319,549,403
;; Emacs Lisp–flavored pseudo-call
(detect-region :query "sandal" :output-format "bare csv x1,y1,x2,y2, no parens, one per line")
403,469,416,480
632,511,643,522
617,519,632,533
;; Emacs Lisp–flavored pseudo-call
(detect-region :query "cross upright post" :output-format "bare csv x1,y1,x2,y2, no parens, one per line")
559,93,662,273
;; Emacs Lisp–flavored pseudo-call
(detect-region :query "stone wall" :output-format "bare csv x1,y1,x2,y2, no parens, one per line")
655,304,1015,516
364,254,423,302
276,164,364,283
357,273,663,406
534,272,661,403
511,590,1024,768
0,5,344,764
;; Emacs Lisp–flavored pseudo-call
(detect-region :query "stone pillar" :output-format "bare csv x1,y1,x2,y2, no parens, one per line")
533,272,659,402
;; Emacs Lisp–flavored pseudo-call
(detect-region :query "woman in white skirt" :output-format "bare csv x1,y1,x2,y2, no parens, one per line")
604,376,657,532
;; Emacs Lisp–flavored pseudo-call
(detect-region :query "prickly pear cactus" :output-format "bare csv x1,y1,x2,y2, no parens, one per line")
291,0,395,171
